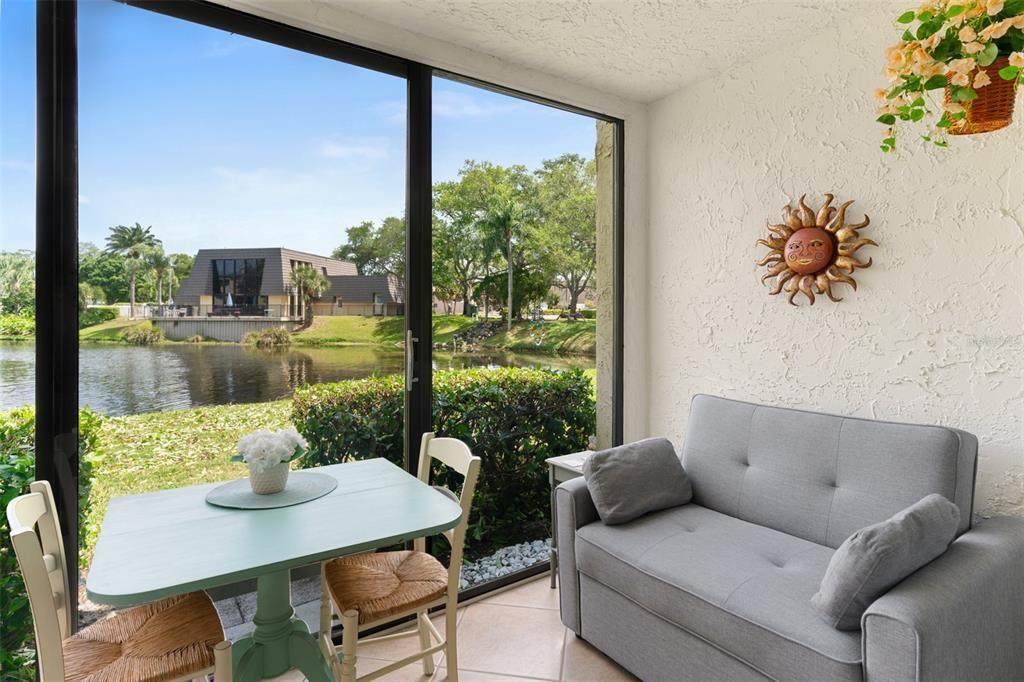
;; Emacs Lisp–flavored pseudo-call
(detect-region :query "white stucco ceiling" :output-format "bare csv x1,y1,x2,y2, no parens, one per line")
288,0,892,103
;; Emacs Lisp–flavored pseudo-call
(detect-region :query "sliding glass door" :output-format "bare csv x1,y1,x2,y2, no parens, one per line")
71,0,418,633
1,5,40,678
428,75,618,593
17,5,622,673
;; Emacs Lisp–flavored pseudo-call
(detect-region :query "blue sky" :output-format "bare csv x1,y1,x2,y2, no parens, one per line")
0,0,596,256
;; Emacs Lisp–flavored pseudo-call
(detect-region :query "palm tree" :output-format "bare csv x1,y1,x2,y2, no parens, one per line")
105,223,161,318
147,249,172,307
289,265,329,328
478,197,525,331
164,256,179,305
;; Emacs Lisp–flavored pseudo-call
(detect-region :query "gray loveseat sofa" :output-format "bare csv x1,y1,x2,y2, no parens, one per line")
557,394,1024,681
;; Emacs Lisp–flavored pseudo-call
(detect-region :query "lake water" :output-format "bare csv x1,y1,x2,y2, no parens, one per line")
0,342,593,416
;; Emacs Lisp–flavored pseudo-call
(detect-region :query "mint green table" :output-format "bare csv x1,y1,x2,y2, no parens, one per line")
87,459,463,681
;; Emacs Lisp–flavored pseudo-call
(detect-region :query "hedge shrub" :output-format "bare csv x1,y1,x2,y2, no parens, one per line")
78,306,118,329
119,324,163,345
0,407,103,680
0,315,34,337
243,327,292,348
292,367,595,557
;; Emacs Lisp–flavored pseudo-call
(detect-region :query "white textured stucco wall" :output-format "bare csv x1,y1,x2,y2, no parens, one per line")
646,6,1024,516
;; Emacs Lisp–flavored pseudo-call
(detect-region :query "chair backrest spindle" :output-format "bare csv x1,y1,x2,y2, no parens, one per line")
413,433,481,580
6,480,70,680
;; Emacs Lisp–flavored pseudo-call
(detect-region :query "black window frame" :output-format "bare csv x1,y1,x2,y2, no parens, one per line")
35,0,626,628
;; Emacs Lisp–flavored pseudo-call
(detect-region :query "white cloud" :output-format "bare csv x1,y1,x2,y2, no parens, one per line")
372,100,406,125
1,158,32,172
432,90,521,119
79,194,90,205
211,166,276,187
318,136,390,160
372,89,522,125
203,40,244,59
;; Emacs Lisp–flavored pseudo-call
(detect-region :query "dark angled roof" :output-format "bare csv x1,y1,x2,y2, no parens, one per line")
322,275,404,304
174,248,358,304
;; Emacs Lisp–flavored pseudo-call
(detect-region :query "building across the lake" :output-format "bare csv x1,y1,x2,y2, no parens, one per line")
172,247,404,319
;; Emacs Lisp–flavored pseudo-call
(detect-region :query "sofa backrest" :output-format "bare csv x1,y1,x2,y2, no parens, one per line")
680,394,977,548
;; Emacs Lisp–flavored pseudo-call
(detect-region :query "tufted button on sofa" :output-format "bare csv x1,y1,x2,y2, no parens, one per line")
557,394,1024,682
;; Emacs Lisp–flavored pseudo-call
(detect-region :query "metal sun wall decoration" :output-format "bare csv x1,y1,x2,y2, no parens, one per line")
757,194,876,306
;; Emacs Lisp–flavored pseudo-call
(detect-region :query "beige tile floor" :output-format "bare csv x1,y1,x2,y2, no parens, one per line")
271,576,636,682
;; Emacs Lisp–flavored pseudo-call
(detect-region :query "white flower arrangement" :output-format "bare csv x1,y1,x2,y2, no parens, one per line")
232,427,308,473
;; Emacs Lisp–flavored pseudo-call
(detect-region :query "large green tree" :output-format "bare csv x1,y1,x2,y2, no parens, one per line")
431,217,465,315
104,223,161,317
169,253,194,295
433,161,535,317
327,155,594,323
79,244,129,305
333,218,405,278
475,265,552,319
534,154,597,314
0,250,35,316
332,221,373,271
332,217,405,300
433,175,486,315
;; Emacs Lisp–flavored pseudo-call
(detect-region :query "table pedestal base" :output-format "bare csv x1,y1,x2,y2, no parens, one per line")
232,569,333,682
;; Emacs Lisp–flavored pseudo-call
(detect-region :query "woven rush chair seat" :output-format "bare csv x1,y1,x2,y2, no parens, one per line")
324,550,448,625
62,591,223,682
8,481,231,681
319,435,481,681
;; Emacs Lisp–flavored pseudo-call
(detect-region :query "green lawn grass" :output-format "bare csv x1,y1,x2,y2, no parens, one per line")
293,314,478,346
72,315,597,354
481,319,597,355
0,313,138,342
78,317,150,342
294,316,596,354
83,400,292,559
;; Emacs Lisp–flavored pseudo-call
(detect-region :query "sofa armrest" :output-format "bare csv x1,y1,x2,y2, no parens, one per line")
556,476,599,634
862,516,1024,682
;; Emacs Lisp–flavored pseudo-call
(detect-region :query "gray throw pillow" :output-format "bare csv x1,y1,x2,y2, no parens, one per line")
583,437,692,525
811,493,960,630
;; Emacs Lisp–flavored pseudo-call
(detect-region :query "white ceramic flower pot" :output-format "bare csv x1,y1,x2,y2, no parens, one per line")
249,462,289,495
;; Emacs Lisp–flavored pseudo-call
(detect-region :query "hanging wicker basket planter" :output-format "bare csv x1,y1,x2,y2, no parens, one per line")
946,57,1019,135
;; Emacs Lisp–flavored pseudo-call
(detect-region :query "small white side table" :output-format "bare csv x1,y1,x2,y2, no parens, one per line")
545,451,593,588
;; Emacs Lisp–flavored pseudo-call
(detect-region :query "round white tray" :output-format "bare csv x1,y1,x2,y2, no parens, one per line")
205,471,338,510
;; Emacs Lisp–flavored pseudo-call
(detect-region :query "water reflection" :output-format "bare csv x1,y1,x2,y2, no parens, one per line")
0,341,592,416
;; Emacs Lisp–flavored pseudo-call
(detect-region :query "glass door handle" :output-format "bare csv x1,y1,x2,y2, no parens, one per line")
406,330,419,392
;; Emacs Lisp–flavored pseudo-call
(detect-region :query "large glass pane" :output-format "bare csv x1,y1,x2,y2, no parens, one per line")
431,76,611,591
76,1,406,636
1,1,38,676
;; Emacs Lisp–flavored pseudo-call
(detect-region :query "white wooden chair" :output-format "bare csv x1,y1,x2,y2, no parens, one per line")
319,433,482,682
6,480,232,682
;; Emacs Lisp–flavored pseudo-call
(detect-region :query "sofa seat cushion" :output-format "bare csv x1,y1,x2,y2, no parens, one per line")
575,504,862,682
